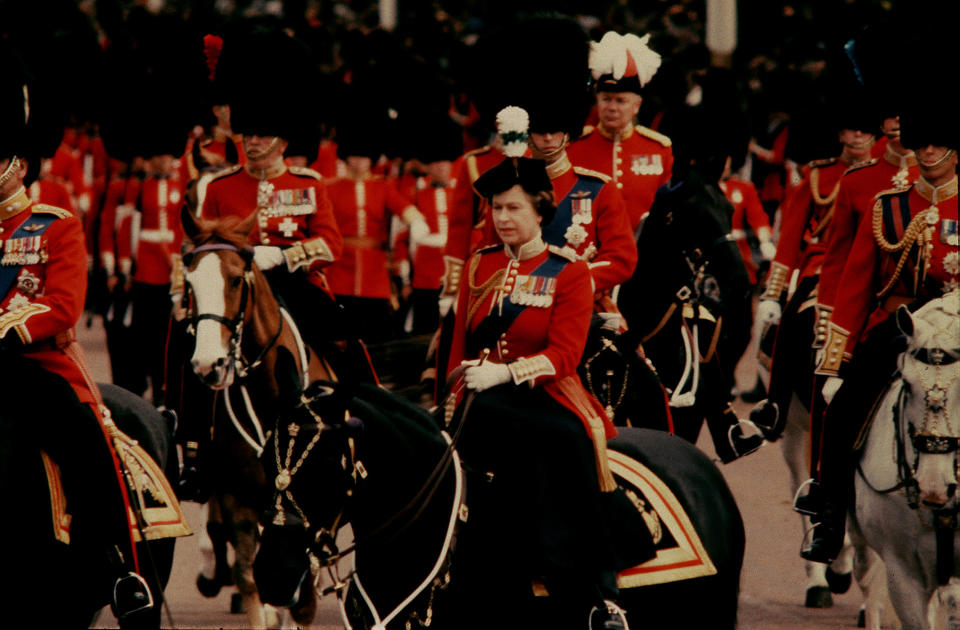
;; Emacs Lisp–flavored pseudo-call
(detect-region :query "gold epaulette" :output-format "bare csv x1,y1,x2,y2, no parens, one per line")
463,145,493,159
580,125,595,137
548,244,579,262
572,166,611,183
207,164,243,183
635,125,672,147
31,204,72,219
807,157,838,170
844,158,878,175
465,146,493,184
288,165,323,180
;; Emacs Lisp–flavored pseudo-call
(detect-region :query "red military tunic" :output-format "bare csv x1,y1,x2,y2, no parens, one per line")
309,140,341,180
446,239,615,441
819,175,959,372
28,177,76,215
817,147,919,311
769,157,854,288
324,175,418,299
118,173,186,286
0,189,99,405
394,177,452,291
566,123,673,230
719,176,770,284
200,162,342,289
100,175,142,278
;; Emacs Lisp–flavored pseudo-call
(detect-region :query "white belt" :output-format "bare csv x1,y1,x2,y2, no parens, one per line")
139,228,175,243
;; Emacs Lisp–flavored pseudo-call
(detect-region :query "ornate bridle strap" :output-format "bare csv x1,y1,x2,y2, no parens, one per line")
183,242,255,332
912,433,960,455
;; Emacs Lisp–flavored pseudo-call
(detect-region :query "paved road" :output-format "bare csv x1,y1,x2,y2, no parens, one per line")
78,317,896,629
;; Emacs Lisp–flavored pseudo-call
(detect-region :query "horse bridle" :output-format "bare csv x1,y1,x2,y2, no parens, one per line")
183,242,284,379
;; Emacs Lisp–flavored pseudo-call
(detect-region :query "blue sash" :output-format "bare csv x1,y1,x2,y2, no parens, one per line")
467,253,568,357
0,214,57,298
542,174,606,247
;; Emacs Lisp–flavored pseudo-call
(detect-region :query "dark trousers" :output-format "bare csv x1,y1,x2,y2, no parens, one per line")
818,315,906,512
410,288,440,336
131,282,172,405
767,275,818,417
334,295,394,345
104,286,143,395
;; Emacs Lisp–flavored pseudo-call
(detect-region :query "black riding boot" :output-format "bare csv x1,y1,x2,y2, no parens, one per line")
708,404,764,463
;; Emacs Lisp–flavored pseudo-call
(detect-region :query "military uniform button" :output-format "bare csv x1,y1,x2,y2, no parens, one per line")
616,170,623,177
616,182,623,189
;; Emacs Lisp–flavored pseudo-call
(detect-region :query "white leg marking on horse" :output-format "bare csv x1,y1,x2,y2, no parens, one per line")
187,255,233,386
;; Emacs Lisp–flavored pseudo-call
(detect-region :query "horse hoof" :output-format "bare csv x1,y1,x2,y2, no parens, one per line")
805,585,833,608
196,574,222,598
825,566,852,594
857,607,865,627
230,592,244,614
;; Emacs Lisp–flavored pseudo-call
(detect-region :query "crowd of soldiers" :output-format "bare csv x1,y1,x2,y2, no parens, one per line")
1,0,958,622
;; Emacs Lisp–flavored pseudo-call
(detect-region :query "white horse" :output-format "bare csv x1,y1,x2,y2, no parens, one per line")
775,386,894,627
854,292,960,630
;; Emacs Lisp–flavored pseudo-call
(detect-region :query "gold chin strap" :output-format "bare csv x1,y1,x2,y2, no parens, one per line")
245,137,282,161
0,156,22,189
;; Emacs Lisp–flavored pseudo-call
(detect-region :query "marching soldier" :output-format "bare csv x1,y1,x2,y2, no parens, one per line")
567,30,674,231
0,46,154,621
750,88,877,437
801,94,959,562
323,99,431,345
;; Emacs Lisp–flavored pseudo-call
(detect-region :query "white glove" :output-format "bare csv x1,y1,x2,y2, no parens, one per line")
822,377,843,404
417,232,447,248
438,295,455,319
759,240,777,261
753,299,782,342
409,218,430,243
462,360,512,392
254,245,285,270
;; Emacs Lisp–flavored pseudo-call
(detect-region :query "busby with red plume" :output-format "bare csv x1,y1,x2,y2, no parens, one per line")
589,31,662,94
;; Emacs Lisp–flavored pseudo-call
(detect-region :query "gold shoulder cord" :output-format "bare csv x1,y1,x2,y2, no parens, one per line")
808,168,842,237
466,255,505,328
871,197,932,298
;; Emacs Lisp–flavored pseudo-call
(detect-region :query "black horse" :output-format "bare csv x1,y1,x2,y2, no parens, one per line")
253,350,744,629
0,354,178,629
615,166,755,459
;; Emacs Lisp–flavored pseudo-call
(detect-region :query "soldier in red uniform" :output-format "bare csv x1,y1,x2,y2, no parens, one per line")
800,96,959,562
567,30,674,231
118,140,188,405
750,88,877,438
445,154,648,630
0,52,153,620
324,96,430,344
392,118,462,335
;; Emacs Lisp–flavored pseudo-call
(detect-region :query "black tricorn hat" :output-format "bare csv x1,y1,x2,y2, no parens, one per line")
474,157,552,199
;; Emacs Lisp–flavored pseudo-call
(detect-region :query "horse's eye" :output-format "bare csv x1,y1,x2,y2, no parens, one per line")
231,277,243,289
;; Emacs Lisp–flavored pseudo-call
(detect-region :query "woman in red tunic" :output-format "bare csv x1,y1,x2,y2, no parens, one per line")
445,154,650,629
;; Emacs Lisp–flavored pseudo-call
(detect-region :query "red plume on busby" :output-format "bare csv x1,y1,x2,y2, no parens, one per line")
203,34,224,82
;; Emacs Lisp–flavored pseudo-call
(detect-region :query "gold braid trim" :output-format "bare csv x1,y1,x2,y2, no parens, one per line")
871,197,932,299
810,166,842,207
555,376,618,492
761,261,791,301
466,254,505,329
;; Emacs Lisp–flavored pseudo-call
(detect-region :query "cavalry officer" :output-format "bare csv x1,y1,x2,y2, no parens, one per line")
751,89,877,437
566,30,674,231
117,140,187,406
392,119,462,335
802,97,959,563
323,101,432,345
445,154,650,630
0,58,153,621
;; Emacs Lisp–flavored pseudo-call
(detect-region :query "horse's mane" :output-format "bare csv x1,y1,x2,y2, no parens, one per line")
909,291,960,352
188,215,251,250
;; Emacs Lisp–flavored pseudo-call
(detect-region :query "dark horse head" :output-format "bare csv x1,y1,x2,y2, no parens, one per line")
254,348,459,626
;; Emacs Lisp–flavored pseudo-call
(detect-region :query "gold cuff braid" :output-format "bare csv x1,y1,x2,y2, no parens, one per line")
508,354,556,386
762,261,790,301
284,237,333,271
441,256,464,297
815,322,851,376
811,303,833,349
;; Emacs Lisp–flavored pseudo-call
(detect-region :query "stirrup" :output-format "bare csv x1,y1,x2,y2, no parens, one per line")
724,419,764,462
112,571,154,620
749,399,780,440
792,478,821,517
589,600,630,630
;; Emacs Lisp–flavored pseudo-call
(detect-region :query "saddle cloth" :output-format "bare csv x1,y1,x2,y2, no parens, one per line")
607,450,717,588
42,428,191,544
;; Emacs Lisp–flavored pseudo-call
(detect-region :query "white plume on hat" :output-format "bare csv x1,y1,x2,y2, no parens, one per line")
588,32,661,87
495,106,530,158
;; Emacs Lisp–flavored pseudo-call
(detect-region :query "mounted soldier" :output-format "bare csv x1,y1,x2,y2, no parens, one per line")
0,42,155,622
801,91,959,562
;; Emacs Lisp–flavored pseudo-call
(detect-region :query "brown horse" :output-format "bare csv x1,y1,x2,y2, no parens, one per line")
173,207,336,628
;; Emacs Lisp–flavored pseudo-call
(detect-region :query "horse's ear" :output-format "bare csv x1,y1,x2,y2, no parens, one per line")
274,346,302,409
181,204,201,242
896,304,914,338
236,209,259,240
